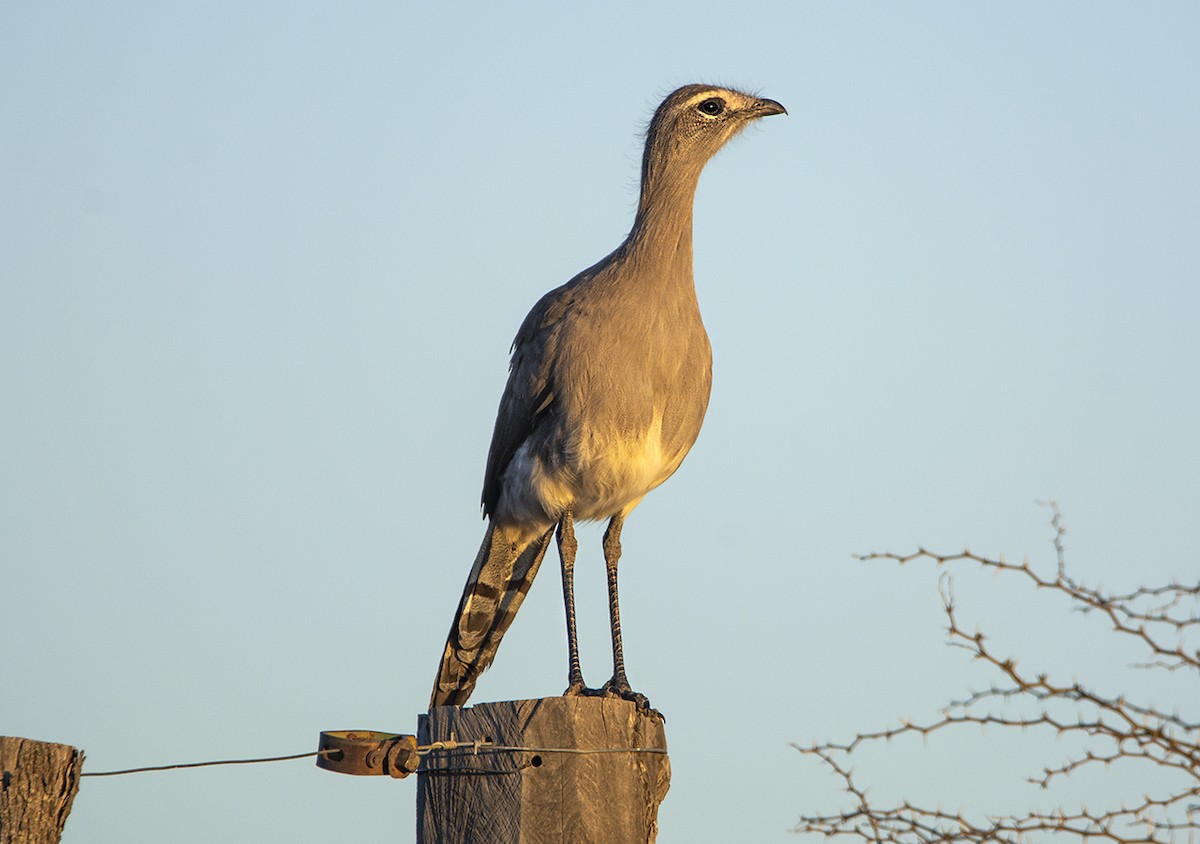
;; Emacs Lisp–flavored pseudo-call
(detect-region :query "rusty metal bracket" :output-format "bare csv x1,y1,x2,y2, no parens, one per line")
316,730,419,778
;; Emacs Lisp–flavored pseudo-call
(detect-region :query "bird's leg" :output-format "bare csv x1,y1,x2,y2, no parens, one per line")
557,511,588,695
600,514,651,710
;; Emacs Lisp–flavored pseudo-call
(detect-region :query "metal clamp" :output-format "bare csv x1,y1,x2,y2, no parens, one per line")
315,730,419,778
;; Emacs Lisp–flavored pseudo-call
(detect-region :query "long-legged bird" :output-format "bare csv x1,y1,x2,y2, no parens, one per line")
430,85,786,710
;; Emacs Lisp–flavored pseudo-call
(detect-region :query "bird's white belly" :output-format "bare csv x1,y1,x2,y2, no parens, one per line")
498,410,683,525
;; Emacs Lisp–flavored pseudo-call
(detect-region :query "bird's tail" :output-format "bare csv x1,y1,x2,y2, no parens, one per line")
430,521,555,709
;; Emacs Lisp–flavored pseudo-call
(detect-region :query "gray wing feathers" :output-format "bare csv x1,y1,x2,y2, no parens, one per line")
481,284,581,516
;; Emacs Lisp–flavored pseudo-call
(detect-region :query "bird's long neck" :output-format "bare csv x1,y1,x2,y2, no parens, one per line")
624,154,706,286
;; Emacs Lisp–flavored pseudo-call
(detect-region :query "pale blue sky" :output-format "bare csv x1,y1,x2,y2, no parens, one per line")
3,2,1198,842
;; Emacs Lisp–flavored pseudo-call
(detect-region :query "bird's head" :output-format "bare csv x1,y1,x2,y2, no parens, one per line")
642,84,786,182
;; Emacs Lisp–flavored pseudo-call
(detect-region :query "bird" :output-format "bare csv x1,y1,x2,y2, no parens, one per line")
430,84,786,711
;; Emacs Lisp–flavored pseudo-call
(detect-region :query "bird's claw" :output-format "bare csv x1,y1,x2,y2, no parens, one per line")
601,678,660,718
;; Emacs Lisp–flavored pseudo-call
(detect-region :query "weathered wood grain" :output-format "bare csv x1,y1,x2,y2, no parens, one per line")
0,736,83,844
418,697,670,843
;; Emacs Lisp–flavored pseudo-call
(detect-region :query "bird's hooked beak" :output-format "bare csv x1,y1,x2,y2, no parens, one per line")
748,98,787,118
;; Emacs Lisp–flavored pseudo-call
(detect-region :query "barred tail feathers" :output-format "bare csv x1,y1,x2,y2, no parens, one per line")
430,522,555,708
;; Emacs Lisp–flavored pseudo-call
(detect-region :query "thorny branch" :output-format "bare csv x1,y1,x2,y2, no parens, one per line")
794,504,1200,843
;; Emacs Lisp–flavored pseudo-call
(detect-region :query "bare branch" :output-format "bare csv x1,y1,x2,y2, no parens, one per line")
798,506,1199,843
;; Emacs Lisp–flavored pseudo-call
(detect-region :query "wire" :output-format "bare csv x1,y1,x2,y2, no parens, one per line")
417,742,669,776
81,741,666,777
81,750,336,777
419,739,667,756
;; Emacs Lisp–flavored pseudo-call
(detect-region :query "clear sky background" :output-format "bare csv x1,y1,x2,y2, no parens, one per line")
3,2,1198,842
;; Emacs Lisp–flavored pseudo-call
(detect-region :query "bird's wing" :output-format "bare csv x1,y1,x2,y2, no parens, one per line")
480,282,580,517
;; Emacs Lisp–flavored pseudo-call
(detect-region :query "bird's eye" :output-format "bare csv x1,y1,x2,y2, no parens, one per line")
697,98,725,117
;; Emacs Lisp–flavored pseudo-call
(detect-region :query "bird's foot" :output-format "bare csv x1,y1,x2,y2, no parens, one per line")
563,669,609,697
601,677,660,719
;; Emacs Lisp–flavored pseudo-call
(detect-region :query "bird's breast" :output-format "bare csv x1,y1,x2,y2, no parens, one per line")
493,280,712,526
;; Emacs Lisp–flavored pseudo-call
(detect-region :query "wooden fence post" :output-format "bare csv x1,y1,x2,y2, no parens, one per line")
0,736,83,844
417,696,670,843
